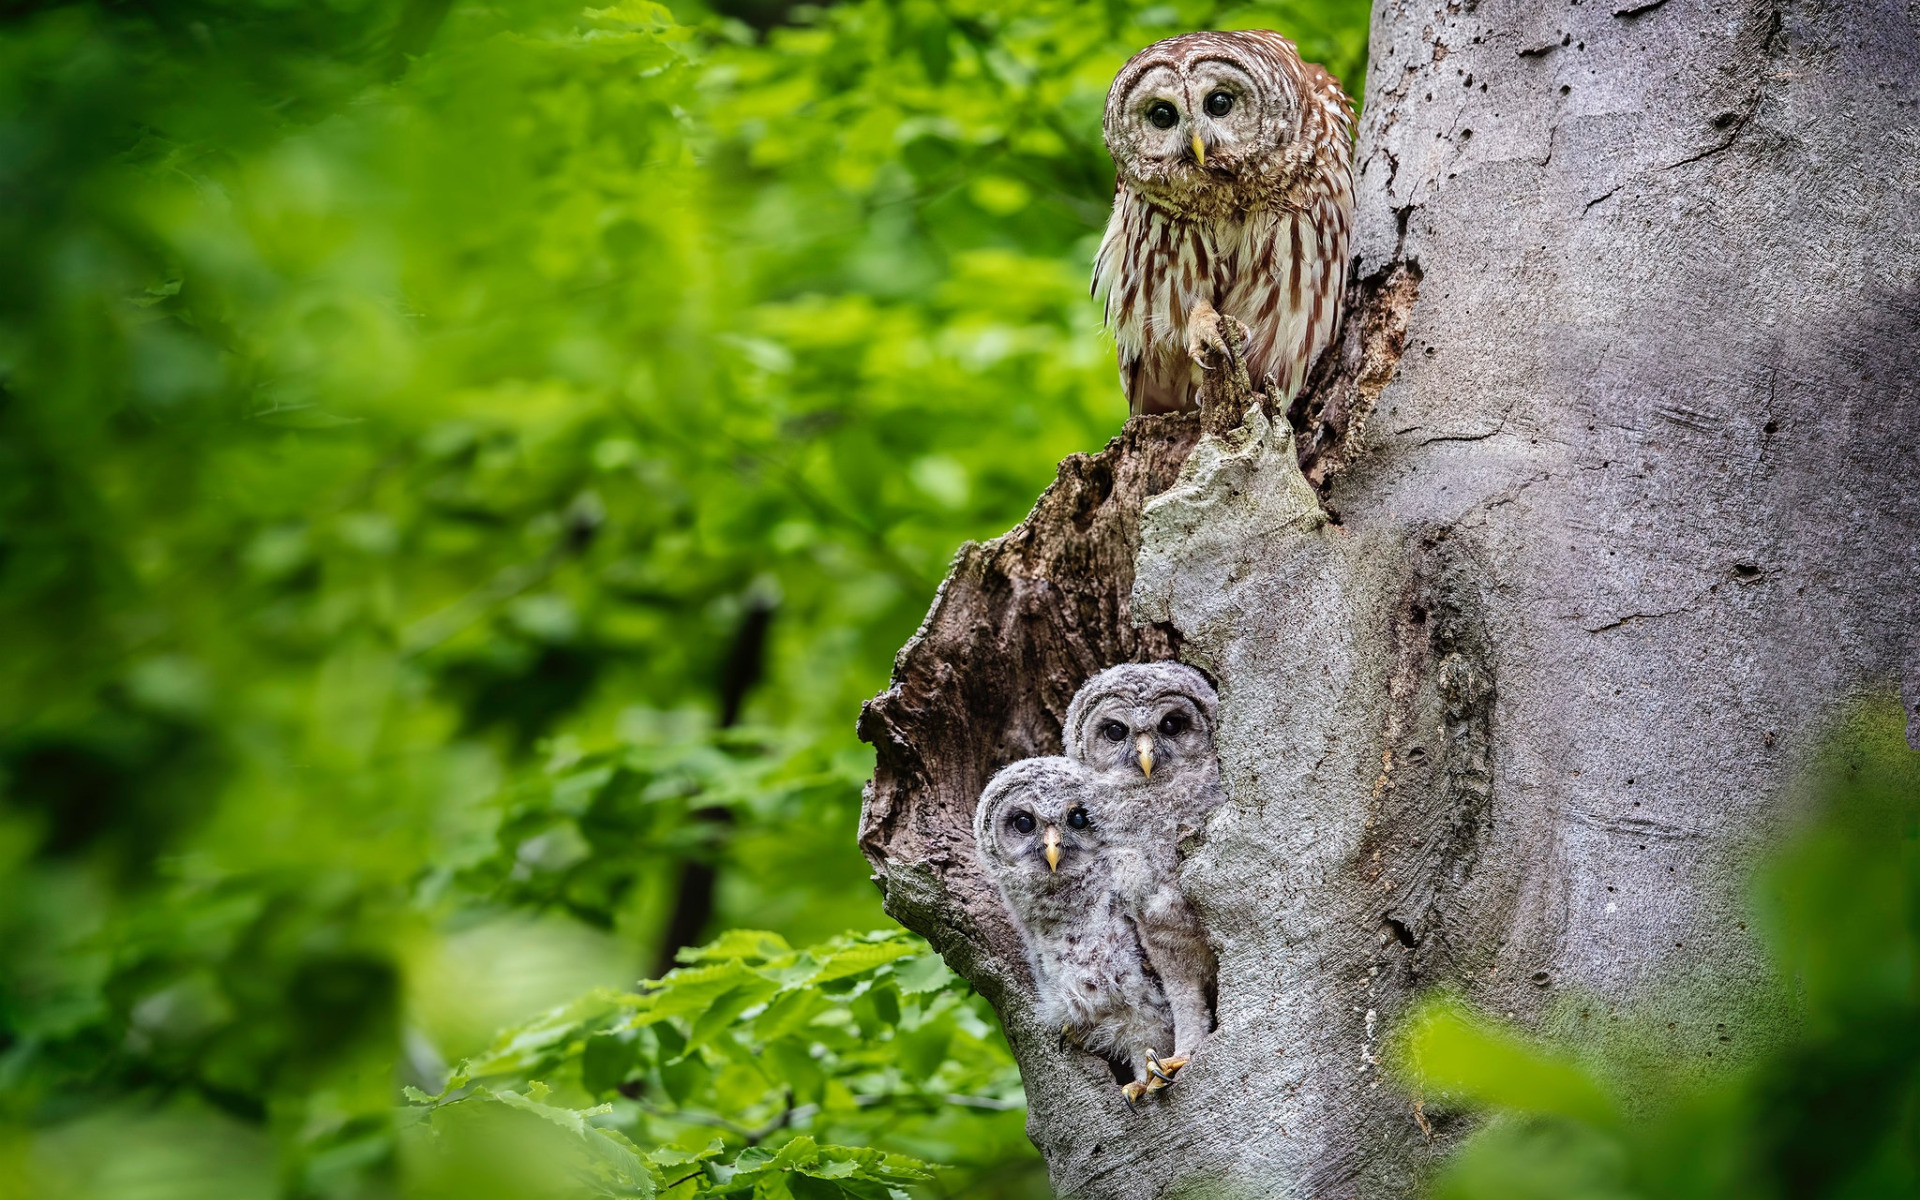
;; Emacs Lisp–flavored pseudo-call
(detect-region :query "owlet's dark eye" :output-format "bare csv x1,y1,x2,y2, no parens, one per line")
1159,713,1188,736
1010,811,1036,835
1101,720,1128,743
1205,90,1234,117
1066,807,1090,830
1146,100,1179,129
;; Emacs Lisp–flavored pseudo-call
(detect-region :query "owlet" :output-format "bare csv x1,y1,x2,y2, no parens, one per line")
1065,662,1223,1079
974,756,1177,1101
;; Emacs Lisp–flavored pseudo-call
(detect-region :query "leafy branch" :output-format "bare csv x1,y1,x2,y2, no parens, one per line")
404,929,1023,1198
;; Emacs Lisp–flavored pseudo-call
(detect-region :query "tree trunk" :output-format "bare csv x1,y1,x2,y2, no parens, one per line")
859,0,1920,1194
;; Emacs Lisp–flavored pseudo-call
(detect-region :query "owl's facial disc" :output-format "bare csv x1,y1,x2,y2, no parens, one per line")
1081,693,1211,778
1121,65,1192,173
1185,57,1272,166
999,792,1097,874
1111,54,1286,203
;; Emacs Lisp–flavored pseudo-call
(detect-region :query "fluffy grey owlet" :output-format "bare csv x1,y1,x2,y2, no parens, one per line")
1093,30,1355,416
973,756,1176,1102
1064,662,1223,1084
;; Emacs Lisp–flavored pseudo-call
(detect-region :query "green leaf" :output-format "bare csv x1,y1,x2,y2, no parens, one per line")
1399,999,1620,1128
891,954,955,995
583,1032,637,1096
651,1020,687,1062
677,929,794,964
849,985,899,1036
750,988,826,1042
809,938,920,984
787,1174,845,1200
686,981,781,1050
893,1022,952,1083
469,1087,657,1198
658,1052,711,1108
632,963,761,1031
762,1035,827,1104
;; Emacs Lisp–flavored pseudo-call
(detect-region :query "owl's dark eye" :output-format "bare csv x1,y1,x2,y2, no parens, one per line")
1010,811,1036,835
1066,807,1091,830
1101,720,1129,743
1146,100,1179,129
1159,713,1189,736
1204,90,1234,117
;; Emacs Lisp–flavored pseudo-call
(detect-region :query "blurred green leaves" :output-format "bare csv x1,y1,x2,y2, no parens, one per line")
1397,700,1920,1200
1400,1000,1621,1131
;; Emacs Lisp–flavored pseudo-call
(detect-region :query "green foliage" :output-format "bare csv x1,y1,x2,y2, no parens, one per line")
403,929,1023,1198
1397,701,1920,1200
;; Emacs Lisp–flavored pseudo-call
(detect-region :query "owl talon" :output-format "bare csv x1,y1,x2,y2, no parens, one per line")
1187,313,1252,372
1185,307,1232,370
1144,1048,1191,1088
1121,1080,1151,1106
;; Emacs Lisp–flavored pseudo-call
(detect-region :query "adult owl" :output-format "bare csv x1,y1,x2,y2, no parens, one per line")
1093,30,1355,416
974,756,1176,1102
1064,662,1224,1081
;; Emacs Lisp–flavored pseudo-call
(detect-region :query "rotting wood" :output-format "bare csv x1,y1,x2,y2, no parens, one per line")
856,414,1201,998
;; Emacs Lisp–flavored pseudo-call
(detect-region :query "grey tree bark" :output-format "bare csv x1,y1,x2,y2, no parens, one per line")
860,0,1920,1195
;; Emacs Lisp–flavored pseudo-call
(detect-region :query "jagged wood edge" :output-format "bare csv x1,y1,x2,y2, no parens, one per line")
856,415,1202,1005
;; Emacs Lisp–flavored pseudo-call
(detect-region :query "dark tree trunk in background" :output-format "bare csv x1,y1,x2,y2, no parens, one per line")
655,596,776,977
861,0,1920,1195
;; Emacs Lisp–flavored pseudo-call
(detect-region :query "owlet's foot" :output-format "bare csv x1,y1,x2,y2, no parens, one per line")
1144,1048,1191,1093
1121,1050,1194,1107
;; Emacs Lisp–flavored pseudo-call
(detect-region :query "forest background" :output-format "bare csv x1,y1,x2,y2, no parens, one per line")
2,0,1914,1198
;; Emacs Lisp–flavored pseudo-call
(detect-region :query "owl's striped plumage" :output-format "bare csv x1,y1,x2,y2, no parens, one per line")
1094,31,1355,415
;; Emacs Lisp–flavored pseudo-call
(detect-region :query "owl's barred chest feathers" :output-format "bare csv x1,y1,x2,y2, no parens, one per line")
1094,30,1354,416
1094,191,1347,409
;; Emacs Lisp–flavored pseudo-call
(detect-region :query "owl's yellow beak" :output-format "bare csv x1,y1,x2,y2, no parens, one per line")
1191,132,1206,166
1135,733,1155,778
1042,824,1062,871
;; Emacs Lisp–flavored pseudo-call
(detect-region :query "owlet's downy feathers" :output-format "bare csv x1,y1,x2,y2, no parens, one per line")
1094,30,1355,416
974,665,1226,1103
974,756,1176,1094
1064,663,1222,1076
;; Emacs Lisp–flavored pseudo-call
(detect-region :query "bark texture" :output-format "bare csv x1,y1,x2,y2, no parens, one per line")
859,0,1920,1194
858,416,1199,1003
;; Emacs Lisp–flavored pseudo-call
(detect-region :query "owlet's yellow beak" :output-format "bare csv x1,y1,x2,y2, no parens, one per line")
1043,824,1062,872
1192,132,1206,166
1135,733,1155,778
